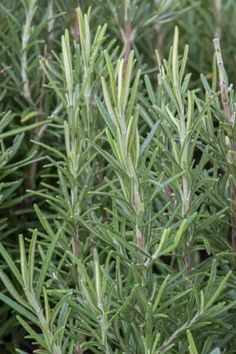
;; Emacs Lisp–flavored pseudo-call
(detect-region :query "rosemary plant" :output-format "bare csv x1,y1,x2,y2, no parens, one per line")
0,2,236,354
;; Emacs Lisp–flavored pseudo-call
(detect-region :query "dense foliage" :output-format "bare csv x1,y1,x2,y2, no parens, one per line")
0,1,236,353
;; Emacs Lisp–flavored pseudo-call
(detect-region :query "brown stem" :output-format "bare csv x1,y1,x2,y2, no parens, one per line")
0,66,11,74
136,226,144,260
26,1,55,192
155,23,164,57
73,237,79,257
26,123,46,191
26,45,48,191
75,344,84,354
71,9,80,43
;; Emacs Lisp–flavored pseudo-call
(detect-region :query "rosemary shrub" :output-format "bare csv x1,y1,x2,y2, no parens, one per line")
0,1,236,353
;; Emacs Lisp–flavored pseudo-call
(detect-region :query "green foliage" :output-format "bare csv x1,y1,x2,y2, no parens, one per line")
0,1,236,353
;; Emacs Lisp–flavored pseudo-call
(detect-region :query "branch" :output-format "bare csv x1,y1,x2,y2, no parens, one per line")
213,38,232,123
213,38,236,251
123,0,133,74
71,9,80,43
21,1,37,104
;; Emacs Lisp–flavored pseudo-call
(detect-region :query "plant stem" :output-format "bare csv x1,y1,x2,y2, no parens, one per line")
26,1,54,191
71,9,80,43
47,0,55,49
21,0,37,104
27,45,48,191
157,310,201,353
155,23,164,57
213,38,236,251
123,0,132,74
213,38,232,123
133,177,144,258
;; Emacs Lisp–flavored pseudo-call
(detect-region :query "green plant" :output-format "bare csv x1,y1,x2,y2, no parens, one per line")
0,2,236,354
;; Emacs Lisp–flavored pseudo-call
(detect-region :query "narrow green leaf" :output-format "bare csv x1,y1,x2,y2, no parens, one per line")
0,120,50,139
19,235,28,287
187,330,198,354
0,293,38,323
28,230,37,291
0,243,22,282
36,229,62,299
205,271,232,309
0,269,29,309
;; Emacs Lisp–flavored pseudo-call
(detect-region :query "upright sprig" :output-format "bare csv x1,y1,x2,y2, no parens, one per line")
154,27,196,271
0,229,73,354
38,8,106,258
61,8,106,254
21,0,38,104
148,27,220,272
213,38,236,251
97,51,145,257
